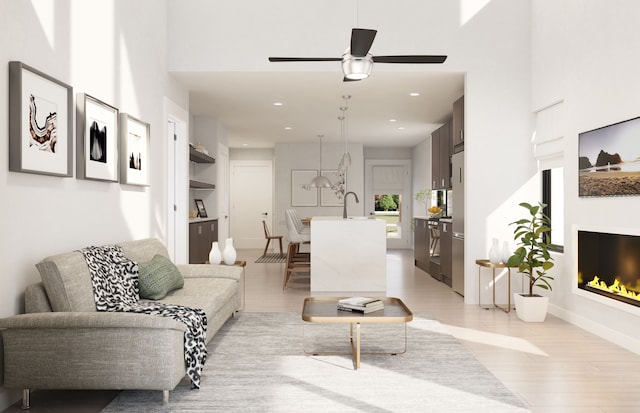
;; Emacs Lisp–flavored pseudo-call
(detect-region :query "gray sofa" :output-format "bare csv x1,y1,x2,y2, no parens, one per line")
0,238,244,408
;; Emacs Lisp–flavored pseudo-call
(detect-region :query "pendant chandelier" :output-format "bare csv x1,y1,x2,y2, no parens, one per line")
338,95,351,171
310,135,332,188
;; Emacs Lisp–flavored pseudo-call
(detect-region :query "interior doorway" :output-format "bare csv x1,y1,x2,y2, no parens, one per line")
229,160,274,249
165,98,188,263
364,159,412,249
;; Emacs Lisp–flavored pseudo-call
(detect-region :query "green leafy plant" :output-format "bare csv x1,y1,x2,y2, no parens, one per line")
507,202,554,296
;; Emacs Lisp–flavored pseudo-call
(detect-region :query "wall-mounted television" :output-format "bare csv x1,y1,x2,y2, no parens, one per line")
578,115,640,197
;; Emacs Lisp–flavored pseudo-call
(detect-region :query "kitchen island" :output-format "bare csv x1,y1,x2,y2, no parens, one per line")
310,216,387,294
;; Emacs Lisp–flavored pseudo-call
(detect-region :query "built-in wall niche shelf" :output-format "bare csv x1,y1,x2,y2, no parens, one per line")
189,145,215,190
189,179,215,189
189,146,215,164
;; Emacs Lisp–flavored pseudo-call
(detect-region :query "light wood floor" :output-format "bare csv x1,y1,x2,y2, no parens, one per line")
3,249,640,412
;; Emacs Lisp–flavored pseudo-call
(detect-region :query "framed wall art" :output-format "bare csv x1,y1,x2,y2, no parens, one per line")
578,115,640,197
120,113,150,186
320,169,345,206
8,61,73,177
77,93,119,182
291,169,318,206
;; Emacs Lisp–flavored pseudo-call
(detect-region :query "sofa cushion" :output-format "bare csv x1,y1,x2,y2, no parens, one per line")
138,255,184,300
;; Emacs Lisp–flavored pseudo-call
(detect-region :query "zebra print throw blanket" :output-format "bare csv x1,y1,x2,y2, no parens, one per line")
79,245,207,389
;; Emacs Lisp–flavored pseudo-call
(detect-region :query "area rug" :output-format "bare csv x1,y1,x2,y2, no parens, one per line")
254,253,286,263
101,312,530,413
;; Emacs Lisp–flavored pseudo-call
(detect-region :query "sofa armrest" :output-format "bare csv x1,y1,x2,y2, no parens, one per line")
0,311,186,332
0,312,187,392
177,264,245,310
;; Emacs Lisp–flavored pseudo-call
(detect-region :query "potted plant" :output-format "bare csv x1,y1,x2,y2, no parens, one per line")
507,202,554,322
415,189,431,215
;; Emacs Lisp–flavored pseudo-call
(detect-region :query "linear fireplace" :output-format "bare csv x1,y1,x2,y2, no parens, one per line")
578,230,640,308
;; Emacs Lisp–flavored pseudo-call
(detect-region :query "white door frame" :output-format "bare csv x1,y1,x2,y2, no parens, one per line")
216,143,230,242
364,159,412,249
164,97,189,263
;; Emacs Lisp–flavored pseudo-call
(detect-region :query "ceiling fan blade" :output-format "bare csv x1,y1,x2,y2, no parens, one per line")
350,28,377,57
268,57,342,62
373,55,448,64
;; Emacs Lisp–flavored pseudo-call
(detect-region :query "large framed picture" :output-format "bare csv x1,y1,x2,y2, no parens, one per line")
120,113,150,186
579,115,640,197
291,169,318,206
8,61,73,177
77,93,119,182
321,169,345,206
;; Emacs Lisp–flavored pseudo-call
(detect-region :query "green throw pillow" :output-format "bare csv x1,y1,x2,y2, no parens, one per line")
138,254,184,300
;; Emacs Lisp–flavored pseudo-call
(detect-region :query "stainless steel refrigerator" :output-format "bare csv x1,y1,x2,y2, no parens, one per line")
451,151,465,296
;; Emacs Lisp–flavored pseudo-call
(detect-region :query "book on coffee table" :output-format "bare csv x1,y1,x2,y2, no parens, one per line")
337,297,384,313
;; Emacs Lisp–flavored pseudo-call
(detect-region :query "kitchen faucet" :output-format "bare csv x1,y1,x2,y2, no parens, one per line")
343,191,359,219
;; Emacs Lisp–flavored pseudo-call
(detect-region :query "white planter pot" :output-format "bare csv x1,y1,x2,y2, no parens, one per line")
514,293,549,322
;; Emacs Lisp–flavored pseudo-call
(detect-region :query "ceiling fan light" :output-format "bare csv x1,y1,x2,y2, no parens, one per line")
310,175,332,188
342,55,373,80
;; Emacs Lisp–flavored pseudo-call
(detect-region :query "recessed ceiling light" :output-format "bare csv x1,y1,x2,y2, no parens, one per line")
273,102,284,106
284,126,292,130
409,92,420,97
389,119,397,122
398,127,406,130
242,143,248,146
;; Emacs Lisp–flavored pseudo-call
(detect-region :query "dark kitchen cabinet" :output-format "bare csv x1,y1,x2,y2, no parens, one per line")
432,120,452,190
414,218,430,273
189,219,218,263
452,95,464,153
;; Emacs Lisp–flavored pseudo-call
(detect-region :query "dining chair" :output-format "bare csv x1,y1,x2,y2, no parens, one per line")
262,220,284,257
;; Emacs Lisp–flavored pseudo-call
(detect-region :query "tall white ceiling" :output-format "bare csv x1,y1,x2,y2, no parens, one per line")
168,0,477,148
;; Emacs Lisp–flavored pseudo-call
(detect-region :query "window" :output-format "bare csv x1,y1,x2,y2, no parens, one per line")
542,168,564,252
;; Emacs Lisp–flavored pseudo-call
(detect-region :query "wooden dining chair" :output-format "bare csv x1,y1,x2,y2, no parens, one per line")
262,220,284,257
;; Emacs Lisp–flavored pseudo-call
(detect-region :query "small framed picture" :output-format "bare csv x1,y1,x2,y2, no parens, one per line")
194,199,207,218
77,93,119,182
120,113,150,186
8,61,73,177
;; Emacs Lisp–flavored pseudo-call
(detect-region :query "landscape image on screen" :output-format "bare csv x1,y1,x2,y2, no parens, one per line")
578,116,640,197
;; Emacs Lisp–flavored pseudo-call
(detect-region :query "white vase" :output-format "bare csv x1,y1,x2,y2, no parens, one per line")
500,241,511,264
208,242,222,265
488,238,501,264
223,238,237,265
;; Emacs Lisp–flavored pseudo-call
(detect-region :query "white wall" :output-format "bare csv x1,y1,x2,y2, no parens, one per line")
0,0,188,408
532,1,640,352
274,142,364,239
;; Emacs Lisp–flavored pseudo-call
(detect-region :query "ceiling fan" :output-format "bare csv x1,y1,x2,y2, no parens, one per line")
268,28,447,81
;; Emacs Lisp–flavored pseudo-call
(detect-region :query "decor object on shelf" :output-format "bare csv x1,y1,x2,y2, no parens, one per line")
119,113,150,186
310,135,332,188
223,238,237,265
209,241,222,265
77,93,119,182
507,202,554,322
488,238,501,265
9,61,73,177
194,199,207,218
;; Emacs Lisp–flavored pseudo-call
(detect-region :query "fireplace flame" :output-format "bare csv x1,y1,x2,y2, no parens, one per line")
587,276,640,301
